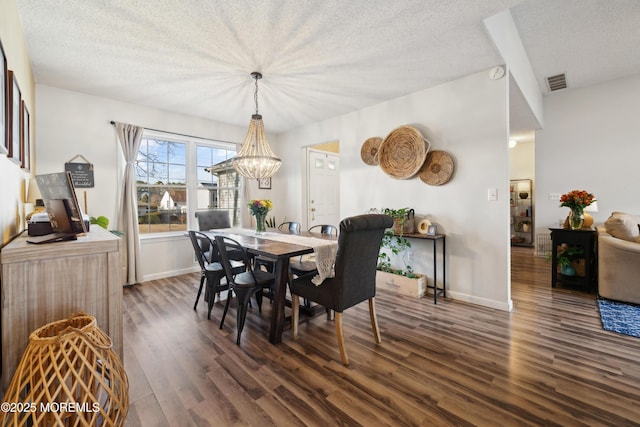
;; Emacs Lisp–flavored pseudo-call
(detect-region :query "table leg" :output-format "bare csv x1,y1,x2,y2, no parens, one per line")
442,236,446,298
433,239,437,304
269,256,290,344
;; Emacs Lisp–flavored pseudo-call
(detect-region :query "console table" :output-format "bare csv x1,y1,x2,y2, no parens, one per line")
549,228,597,291
403,233,447,304
0,227,123,392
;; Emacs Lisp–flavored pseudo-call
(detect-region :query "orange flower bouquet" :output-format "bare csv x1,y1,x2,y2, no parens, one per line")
559,190,596,229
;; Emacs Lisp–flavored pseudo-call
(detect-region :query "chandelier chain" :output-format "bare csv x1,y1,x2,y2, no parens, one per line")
254,75,259,115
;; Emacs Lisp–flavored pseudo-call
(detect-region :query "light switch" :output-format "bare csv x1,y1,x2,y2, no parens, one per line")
488,188,497,201
549,193,561,201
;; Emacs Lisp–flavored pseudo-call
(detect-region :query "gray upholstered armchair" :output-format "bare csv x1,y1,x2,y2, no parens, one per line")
289,213,393,365
195,209,231,231
195,209,232,261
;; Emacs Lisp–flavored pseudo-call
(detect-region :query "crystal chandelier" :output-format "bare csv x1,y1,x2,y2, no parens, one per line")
232,72,282,179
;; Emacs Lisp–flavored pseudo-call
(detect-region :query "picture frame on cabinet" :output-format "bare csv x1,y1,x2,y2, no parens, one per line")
426,225,437,236
8,70,21,165
21,101,29,170
258,177,271,189
0,40,7,155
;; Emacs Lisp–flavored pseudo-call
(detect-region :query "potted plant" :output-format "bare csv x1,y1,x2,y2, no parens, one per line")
515,219,531,233
382,207,415,235
547,246,584,276
377,228,426,297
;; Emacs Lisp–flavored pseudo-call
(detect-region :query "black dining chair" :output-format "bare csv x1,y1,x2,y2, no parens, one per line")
188,230,230,319
289,214,393,365
278,221,301,234
215,235,276,345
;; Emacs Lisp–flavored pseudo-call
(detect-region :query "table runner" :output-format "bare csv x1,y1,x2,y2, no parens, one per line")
217,228,338,285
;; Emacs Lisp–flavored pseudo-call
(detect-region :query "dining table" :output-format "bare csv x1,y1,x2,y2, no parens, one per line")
204,228,338,344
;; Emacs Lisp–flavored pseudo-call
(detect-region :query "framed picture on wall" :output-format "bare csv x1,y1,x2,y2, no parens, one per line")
0,40,7,155
21,100,29,170
8,70,21,165
258,177,271,189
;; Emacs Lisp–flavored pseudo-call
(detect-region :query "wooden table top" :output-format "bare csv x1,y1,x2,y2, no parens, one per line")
204,229,335,259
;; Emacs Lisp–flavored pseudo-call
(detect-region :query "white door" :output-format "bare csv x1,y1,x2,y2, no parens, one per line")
307,150,340,229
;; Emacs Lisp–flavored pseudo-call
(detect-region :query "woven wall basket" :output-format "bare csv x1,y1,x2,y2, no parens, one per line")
1,312,129,427
360,137,382,165
378,126,430,179
419,150,454,186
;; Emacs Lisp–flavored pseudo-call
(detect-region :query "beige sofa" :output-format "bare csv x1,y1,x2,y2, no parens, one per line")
598,212,640,304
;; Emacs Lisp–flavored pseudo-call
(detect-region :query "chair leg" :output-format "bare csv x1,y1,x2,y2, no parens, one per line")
335,312,349,366
291,294,299,338
207,276,222,320
193,274,205,310
233,288,255,345
369,297,382,343
255,290,263,313
219,289,233,329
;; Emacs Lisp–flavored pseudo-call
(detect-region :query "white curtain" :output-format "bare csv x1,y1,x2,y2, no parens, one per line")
115,122,144,285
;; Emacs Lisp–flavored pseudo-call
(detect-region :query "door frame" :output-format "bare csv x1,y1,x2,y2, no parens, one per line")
302,147,340,230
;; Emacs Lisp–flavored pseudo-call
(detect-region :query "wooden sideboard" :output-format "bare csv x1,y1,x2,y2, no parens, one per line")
0,227,123,392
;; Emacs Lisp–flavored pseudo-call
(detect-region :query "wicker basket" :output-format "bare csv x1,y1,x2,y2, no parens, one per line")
360,136,382,165
388,209,415,235
378,126,430,179
1,312,129,427
419,150,454,186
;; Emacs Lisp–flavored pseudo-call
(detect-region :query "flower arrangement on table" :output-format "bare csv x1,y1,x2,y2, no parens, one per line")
560,190,596,230
248,199,273,234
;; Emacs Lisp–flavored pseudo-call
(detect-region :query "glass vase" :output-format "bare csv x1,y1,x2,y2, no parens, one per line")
569,207,584,230
255,213,267,235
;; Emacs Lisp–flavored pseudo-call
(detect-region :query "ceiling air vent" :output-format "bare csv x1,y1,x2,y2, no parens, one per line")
546,73,567,92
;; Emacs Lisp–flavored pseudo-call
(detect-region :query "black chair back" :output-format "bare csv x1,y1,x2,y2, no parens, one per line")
308,224,338,236
188,230,211,271
215,236,251,282
332,214,393,311
278,221,301,234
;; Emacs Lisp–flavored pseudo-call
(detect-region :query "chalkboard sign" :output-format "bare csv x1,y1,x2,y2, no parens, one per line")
65,156,94,188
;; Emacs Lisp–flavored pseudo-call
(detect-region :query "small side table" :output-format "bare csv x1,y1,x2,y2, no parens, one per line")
403,233,447,304
549,228,597,291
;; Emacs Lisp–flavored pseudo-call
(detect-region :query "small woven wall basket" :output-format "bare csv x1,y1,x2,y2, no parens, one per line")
1,312,129,427
419,150,454,186
360,137,383,165
378,126,430,179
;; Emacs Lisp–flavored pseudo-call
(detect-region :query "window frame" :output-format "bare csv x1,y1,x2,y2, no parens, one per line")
136,130,240,236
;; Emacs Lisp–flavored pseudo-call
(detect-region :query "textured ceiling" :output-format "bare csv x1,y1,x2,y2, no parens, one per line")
15,0,640,135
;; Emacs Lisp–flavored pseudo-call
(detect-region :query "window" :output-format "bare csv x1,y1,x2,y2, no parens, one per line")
136,131,238,234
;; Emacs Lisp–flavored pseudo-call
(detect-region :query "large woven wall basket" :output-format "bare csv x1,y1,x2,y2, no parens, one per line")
378,125,430,179
1,312,129,427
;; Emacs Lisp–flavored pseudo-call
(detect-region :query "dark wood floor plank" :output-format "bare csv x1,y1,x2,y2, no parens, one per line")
123,248,640,426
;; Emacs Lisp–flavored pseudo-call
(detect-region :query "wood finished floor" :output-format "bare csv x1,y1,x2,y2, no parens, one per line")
123,247,640,426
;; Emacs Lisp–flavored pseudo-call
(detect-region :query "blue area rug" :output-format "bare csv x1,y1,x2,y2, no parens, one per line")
597,296,640,338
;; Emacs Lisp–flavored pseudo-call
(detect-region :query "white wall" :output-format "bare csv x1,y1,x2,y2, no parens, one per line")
535,74,640,235
0,0,35,245
509,140,534,181
35,85,248,280
269,70,512,311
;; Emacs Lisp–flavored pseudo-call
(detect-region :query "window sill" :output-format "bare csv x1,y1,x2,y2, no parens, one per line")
139,232,187,243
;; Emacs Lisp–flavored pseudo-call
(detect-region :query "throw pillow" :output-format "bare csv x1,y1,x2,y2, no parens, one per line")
605,212,640,242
